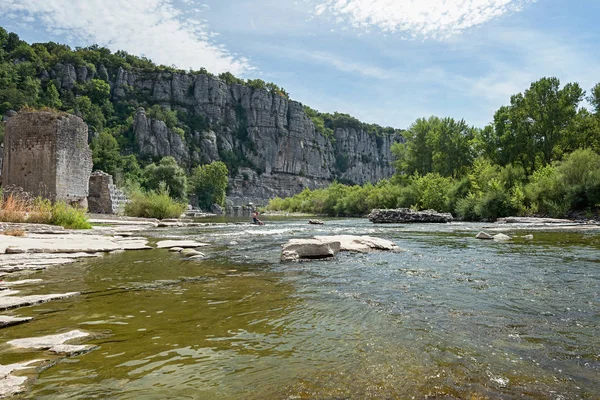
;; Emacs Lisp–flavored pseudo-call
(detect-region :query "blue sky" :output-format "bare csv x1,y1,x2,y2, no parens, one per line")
1,0,599,129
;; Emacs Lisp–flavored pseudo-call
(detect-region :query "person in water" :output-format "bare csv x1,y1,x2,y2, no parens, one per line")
252,211,265,225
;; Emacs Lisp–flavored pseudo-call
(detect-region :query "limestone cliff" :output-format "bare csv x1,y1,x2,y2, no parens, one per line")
49,63,404,205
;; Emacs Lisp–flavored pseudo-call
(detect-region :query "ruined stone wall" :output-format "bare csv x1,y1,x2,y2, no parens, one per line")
2,112,58,199
88,171,128,214
54,115,93,204
1,111,92,205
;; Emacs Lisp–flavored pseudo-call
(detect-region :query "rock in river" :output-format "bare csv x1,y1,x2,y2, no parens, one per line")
281,238,341,262
368,209,453,223
281,235,399,261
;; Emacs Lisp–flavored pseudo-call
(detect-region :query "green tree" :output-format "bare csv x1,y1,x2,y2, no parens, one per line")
590,83,600,114
143,156,187,201
42,82,62,109
85,79,111,103
489,77,584,173
190,161,229,209
90,131,121,177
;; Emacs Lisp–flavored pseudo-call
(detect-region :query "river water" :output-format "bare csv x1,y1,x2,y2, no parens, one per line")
2,218,599,399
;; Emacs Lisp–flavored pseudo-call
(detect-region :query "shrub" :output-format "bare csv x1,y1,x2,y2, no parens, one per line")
50,202,91,229
125,184,187,219
0,193,90,229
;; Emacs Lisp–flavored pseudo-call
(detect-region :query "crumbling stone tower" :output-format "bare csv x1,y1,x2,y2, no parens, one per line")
1,111,93,206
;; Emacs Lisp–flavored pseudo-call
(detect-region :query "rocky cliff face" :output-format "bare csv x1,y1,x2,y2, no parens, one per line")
50,63,404,205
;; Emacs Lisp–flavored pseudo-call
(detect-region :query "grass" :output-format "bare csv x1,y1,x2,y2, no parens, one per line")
124,188,187,219
0,192,91,229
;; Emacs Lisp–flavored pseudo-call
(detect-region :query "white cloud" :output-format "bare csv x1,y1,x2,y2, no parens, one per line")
0,0,250,74
314,0,536,39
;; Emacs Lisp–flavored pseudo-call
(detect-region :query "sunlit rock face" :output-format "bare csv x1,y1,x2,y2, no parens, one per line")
49,63,405,205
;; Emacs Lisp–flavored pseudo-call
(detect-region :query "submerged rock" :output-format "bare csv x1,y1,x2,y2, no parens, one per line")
0,315,33,328
368,209,453,223
281,238,341,262
308,220,324,225
7,329,94,355
156,240,210,249
0,360,43,398
0,292,80,311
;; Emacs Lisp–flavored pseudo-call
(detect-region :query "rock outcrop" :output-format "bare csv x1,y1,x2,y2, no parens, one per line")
368,209,454,223
44,63,404,205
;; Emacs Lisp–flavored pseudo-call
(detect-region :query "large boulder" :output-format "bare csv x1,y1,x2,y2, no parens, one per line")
281,238,341,261
368,209,453,223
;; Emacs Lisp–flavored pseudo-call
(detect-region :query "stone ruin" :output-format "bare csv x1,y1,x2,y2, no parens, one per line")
1,111,93,207
87,171,128,214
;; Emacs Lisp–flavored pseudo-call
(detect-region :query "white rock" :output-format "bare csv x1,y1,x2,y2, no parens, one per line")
281,238,341,261
0,315,33,328
522,234,534,240
0,292,80,311
8,329,93,355
493,233,512,241
0,360,43,398
476,232,494,240
188,255,206,260
169,247,184,252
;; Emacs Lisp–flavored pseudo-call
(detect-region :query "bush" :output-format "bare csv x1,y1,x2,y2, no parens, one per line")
0,192,90,229
125,184,187,219
142,157,187,201
50,202,91,229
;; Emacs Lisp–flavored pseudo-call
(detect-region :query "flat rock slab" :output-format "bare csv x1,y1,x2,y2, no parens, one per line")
156,240,210,249
1,234,152,254
1,234,122,254
0,360,43,398
368,208,453,223
314,235,399,253
0,292,80,311
88,218,158,226
497,217,574,224
7,329,94,355
0,315,33,328
0,280,43,288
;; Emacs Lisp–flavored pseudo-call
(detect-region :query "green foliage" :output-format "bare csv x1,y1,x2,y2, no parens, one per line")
142,156,187,201
392,116,476,178
91,131,121,176
486,77,584,173
146,105,179,129
190,161,229,209
124,183,187,219
85,79,111,103
50,202,92,229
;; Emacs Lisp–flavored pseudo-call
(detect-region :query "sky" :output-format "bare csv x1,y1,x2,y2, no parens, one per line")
1,0,599,129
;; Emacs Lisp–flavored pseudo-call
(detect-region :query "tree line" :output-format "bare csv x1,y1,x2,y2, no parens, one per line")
269,77,600,220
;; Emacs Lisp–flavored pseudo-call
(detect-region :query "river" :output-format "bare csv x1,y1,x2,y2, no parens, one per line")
2,218,599,399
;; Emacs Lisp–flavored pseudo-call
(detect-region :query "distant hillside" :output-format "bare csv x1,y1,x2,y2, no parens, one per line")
0,27,403,205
